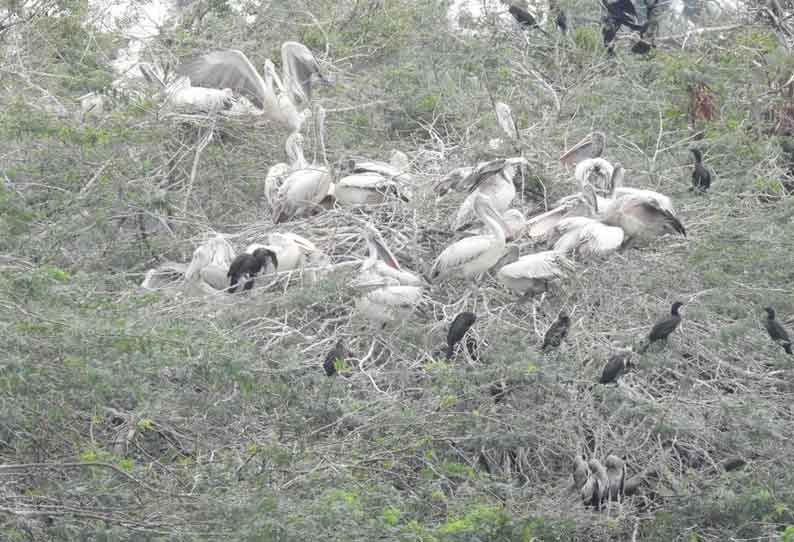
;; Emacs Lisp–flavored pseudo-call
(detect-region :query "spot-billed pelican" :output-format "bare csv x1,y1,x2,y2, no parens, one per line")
523,190,597,241
609,164,675,213
575,157,614,195
560,131,606,166
354,223,424,325
272,105,332,223
430,194,510,283
177,43,326,132
495,101,519,141
434,166,475,196
246,231,321,273
603,193,685,244
495,250,575,297
334,172,407,206
184,234,236,291
452,157,528,231
265,132,308,209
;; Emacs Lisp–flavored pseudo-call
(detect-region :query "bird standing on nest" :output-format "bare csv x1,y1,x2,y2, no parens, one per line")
542,313,570,350
690,148,712,192
447,312,477,360
227,248,278,293
638,301,684,353
763,307,792,354
323,340,348,376
599,350,633,384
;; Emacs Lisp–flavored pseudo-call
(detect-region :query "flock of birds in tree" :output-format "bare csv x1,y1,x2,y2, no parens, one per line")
133,0,794,512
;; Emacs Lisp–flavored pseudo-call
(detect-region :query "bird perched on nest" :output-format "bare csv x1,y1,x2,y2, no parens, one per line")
599,350,633,384
690,148,712,192
605,454,626,502
638,301,684,353
447,312,477,360
227,248,278,293
542,313,570,350
323,340,348,376
763,306,792,354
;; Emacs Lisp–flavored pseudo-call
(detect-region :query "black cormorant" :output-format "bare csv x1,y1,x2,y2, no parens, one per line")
599,351,632,384
763,307,792,354
447,311,477,360
690,149,711,192
639,301,683,352
466,335,480,362
555,9,568,33
542,313,570,350
227,248,278,293
605,455,626,501
323,340,347,376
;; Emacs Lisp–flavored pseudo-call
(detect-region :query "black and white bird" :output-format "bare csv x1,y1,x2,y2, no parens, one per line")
227,248,278,293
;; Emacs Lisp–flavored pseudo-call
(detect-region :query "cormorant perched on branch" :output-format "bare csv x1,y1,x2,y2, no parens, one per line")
599,351,633,384
763,307,792,354
690,148,712,192
639,301,683,352
504,2,550,36
447,311,477,360
542,313,570,350
601,0,648,50
227,248,278,293
556,9,568,33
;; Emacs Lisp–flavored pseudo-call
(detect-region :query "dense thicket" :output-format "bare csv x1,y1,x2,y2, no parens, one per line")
3,0,794,540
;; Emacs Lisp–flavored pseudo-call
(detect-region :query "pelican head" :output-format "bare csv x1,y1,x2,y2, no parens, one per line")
363,223,401,269
610,162,625,193
285,132,306,165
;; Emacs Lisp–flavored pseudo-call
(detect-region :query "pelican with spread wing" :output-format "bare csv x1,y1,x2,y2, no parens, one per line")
177,42,327,132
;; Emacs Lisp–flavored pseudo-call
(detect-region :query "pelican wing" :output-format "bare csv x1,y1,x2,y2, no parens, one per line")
272,232,319,253
434,166,474,195
579,222,624,255
177,49,268,109
495,102,518,140
430,236,495,279
498,250,575,281
338,172,390,189
281,41,324,107
612,187,674,213
463,159,507,192
364,285,423,308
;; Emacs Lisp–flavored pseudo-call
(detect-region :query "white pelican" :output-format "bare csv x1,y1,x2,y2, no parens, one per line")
343,156,413,184
466,208,525,241
272,106,332,223
603,195,686,244
496,250,575,297
184,234,236,291
354,224,424,325
176,43,326,132
389,149,410,171
334,172,406,206
549,185,624,257
140,262,187,290
246,232,321,273
523,191,597,241
452,157,528,231
494,101,519,141
575,157,614,195
559,131,606,166
434,165,475,196
264,132,308,209
609,164,675,213
357,223,424,287
430,194,510,283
